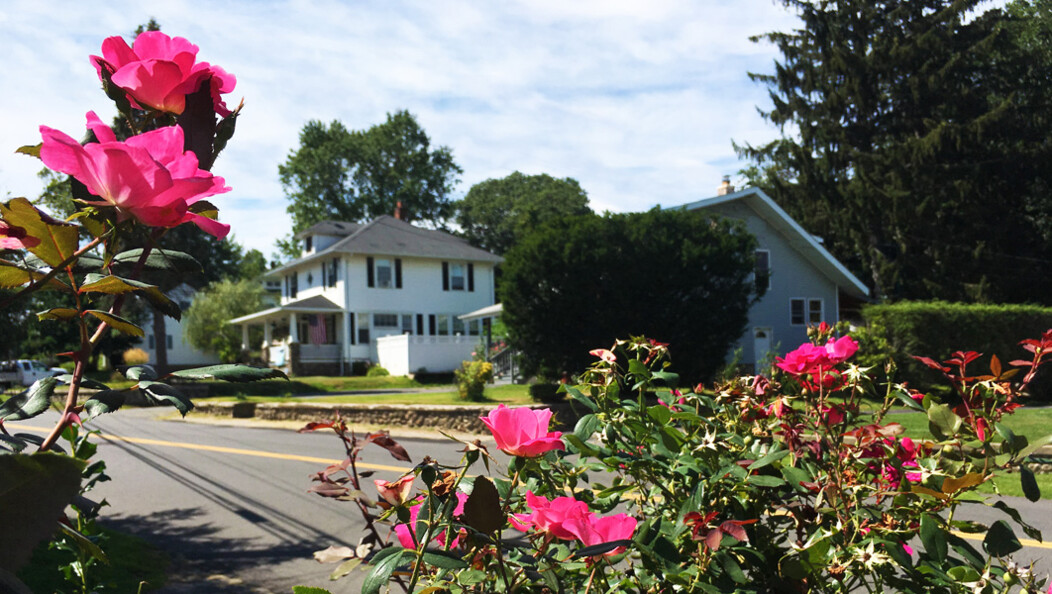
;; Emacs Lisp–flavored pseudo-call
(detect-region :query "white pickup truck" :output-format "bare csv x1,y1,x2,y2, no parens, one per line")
0,359,65,390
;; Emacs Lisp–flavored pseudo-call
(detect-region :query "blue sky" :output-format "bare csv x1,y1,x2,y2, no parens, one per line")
0,0,804,257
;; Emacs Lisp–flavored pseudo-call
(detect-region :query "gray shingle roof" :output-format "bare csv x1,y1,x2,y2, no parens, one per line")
294,220,362,239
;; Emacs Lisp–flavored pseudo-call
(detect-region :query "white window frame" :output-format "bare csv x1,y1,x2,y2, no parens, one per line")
808,298,824,325
375,258,393,289
790,298,806,326
450,263,466,291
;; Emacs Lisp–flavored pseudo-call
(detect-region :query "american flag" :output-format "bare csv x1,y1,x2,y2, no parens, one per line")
309,314,327,344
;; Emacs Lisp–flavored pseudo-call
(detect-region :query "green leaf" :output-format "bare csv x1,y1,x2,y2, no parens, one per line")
112,248,201,274
56,522,109,564
564,433,599,457
947,565,982,582
292,587,332,594
983,520,1022,556
0,260,61,289
84,310,143,337
36,307,78,321
421,550,469,570
15,144,41,158
781,466,812,492
361,548,411,594
329,557,362,580
168,365,288,382
927,403,962,440
573,539,632,558
1011,433,1052,463
0,377,58,422
1020,464,1041,502
574,413,600,441
919,513,947,563
53,375,109,391
991,500,1043,541
461,476,504,534
746,474,786,488
564,385,597,411
138,382,194,416
81,391,126,422
893,388,925,412
0,453,85,571
79,274,181,321
125,365,158,381
647,404,673,425
0,198,78,268
747,448,789,471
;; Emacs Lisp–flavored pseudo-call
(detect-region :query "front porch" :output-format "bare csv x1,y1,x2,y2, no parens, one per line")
228,295,349,376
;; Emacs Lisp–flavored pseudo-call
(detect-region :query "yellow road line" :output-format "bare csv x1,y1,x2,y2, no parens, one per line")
951,530,1052,550
19,425,411,473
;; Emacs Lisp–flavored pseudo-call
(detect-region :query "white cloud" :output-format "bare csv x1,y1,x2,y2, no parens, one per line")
0,0,802,254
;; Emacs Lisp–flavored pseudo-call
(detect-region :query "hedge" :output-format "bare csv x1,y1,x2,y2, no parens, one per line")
857,301,1052,400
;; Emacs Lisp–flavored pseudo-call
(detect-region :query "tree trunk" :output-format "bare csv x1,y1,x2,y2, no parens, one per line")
152,308,168,375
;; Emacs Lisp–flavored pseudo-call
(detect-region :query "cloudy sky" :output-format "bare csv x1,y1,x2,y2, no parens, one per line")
0,0,803,257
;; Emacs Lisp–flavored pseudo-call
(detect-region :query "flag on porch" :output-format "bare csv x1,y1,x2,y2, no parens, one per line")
309,314,327,344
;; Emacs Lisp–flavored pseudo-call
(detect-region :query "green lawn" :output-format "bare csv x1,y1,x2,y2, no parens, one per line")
196,382,533,406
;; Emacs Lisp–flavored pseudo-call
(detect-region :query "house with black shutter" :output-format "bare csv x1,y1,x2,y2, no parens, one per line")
229,215,501,375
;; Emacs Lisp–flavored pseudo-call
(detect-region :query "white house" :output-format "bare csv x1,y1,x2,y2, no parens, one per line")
141,283,222,368
228,215,502,375
674,181,871,370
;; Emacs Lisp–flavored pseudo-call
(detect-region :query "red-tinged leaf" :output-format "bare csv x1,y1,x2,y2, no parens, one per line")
299,421,336,433
366,431,411,462
308,483,350,498
720,521,748,543
911,355,949,373
705,527,723,551
990,354,1002,377
1009,360,1033,368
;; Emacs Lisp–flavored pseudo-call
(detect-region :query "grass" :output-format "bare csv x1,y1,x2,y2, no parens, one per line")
82,373,438,396
17,527,168,592
196,383,534,406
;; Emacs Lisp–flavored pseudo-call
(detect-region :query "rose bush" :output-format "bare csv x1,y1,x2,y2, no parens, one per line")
304,328,1052,593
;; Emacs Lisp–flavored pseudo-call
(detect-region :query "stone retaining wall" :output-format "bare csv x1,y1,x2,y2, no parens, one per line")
193,401,583,434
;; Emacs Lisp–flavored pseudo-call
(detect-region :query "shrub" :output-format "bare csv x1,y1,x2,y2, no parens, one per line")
121,348,149,366
351,360,370,376
528,382,563,403
860,301,1052,400
454,359,493,401
366,365,390,377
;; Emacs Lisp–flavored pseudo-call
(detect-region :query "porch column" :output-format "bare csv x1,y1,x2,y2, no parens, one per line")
263,320,272,344
342,311,351,356
289,313,299,343
240,324,249,350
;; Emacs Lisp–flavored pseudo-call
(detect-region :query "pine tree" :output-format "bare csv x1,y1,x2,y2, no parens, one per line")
737,0,1052,303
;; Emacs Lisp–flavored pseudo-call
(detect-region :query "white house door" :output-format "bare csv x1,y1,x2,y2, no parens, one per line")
753,327,773,371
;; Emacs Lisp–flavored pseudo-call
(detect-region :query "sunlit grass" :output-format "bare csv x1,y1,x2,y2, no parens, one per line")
196,383,533,406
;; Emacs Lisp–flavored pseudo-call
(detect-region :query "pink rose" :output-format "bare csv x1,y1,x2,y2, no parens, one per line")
374,475,414,507
395,491,469,549
0,221,40,250
509,491,592,541
39,112,230,238
479,405,565,457
589,348,617,364
91,31,236,116
565,512,637,555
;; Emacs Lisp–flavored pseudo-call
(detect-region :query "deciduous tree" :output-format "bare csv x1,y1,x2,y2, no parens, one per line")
183,278,272,363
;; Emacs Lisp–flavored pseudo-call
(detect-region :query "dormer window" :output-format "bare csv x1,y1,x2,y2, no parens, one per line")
304,236,313,252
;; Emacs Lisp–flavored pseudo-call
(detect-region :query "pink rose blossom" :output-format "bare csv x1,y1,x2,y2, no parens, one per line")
91,31,236,116
395,491,469,549
566,512,638,555
39,112,230,238
0,221,40,250
479,404,565,457
374,475,415,507
510,491,592,541
589,348,617,364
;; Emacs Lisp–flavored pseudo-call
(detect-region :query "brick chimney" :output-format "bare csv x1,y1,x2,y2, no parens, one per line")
394,201,406,221
717,175,734,196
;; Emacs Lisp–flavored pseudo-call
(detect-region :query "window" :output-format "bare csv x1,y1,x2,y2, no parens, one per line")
790,298,805,325
468,319,480,336
453,317,465,335
401,314,413,334
148,335,155,349
357,313,371,344
167,335,173,349
450,263,465,291
808,299,823,324
287,273,298,298
374,313,399,327
755,250,771,292
304,236,312,252
328,258,338,288
437,314,449,336
376,259,392,288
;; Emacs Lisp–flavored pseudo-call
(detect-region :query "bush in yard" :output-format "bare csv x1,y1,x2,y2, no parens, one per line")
527,381,562,403
303,328,1052,592
454,359,493,401
500,208,761,381
860,301,1052,400
366,364,390,377
121,347,149,366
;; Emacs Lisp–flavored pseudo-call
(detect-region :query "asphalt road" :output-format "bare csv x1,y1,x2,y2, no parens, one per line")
19,409,1052,592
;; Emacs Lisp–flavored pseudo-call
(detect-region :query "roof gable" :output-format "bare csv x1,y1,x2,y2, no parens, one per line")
676,187,870,299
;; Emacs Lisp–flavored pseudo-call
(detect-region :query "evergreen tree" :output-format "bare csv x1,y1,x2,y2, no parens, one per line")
737,0,1052,303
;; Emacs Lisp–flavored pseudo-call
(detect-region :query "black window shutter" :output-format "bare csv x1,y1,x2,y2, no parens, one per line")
367,257,375,288
321,264,327,287
416,314,424,335
429,314,436,336
349,314,356,345
442,262,449,291
395,259,403,289
467,263,475,292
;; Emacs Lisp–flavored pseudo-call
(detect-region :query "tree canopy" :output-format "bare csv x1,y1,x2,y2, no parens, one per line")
500,209,760,381
278,110,462,258
737,0,1052,304
455,171,592,255
183,278,272,363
